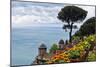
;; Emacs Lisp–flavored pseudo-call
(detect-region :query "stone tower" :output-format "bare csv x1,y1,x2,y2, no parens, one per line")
32,43,48,64
58,39,65,50
38,43,47,57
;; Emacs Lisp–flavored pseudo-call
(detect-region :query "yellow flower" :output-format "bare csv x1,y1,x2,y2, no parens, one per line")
64,58,70,62
46,61,53,64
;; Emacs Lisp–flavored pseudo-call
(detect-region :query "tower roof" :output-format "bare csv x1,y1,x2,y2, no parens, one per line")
39,43,47,49
59,39,64,44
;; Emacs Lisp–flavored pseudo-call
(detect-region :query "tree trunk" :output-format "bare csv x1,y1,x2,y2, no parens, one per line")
69,23,73,43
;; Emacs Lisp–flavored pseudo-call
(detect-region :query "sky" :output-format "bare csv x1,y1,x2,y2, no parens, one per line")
12,1,96,28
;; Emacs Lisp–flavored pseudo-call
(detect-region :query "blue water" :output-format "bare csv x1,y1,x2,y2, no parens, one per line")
12,26,77,66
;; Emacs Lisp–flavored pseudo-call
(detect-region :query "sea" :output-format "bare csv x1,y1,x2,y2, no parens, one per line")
11,26,77,66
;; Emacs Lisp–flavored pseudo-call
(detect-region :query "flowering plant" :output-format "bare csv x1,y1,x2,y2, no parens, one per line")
46,35,96,64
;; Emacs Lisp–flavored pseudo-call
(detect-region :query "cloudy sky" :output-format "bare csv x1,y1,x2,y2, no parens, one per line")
12,1,95,27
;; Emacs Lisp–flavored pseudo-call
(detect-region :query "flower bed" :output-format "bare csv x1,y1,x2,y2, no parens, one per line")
46,35,96,64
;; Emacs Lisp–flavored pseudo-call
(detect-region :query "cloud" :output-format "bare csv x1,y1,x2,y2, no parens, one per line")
12,1,95,28
12,2,63,27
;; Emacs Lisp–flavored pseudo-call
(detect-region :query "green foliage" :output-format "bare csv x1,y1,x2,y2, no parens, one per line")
85,34,96,43
77,35,95,50
50,43,59,52
87,51,96,61
69,50,80,59
57,6,87,42
57,6,87,23
75,17,96,36
72,36,81,41
69,34,96,60
82,41,91,50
